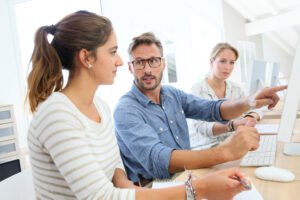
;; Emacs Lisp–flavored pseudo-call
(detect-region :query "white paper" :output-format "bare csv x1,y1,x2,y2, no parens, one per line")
152,181,263,200
234,185,264,200
152,181,184,189
255,124,279,134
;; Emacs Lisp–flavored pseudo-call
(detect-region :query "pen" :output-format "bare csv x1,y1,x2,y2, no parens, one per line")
238,177,252,190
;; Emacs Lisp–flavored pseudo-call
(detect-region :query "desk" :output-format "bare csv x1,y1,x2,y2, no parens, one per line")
176,119,300,200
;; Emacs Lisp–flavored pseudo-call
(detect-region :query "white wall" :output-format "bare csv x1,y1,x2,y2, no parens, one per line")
222,2,263,58
262,35,293,78
0,0,28,148
222,1,293,89
100,0,224,99
222,2,263,88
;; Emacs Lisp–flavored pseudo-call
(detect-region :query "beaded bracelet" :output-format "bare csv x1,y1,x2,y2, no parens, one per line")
185,172,196,200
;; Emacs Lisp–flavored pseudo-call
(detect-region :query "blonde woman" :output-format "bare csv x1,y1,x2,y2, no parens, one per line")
189,43,263,149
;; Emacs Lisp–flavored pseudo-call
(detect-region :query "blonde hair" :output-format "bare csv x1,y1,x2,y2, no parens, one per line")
210,43,239,61
27,11,112,112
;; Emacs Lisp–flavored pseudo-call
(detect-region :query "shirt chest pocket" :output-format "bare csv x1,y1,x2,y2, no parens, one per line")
175,109,185,124
155,125,173,145
155,125,169,134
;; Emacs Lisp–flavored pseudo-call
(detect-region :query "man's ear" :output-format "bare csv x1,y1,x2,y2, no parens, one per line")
128,62,134,74
78,49,92,69
161,58,166,71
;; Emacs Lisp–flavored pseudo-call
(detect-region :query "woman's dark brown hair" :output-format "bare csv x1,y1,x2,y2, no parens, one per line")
27,10,112,112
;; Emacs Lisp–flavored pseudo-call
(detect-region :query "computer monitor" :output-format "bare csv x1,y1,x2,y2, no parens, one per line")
270,62,280,87
248,60,266,94
277,36,300,156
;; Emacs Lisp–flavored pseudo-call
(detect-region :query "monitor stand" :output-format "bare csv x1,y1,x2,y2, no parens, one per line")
283,142,300,156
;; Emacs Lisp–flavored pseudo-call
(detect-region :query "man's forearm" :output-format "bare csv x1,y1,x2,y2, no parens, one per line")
219,97,251,120
168,147,231,173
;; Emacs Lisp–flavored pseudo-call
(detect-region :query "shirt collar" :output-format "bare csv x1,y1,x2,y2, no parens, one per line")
131,83,153,107
130,83,172,107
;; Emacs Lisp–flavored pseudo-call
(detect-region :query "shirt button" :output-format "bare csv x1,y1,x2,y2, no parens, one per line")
176,136,179,140
170,120,173,124
159,128,164,132
162,106,165,109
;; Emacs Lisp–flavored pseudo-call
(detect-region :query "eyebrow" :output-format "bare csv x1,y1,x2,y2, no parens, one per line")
109,46,118,51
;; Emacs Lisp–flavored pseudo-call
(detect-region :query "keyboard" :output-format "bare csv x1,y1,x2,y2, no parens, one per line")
240,135,277,167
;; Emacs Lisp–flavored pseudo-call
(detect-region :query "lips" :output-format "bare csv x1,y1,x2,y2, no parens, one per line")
142,75,155,81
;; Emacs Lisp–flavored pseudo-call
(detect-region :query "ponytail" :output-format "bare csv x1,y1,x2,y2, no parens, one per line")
27,26,63,112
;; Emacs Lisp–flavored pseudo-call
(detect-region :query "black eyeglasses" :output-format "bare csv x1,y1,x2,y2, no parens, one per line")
131,57,163,70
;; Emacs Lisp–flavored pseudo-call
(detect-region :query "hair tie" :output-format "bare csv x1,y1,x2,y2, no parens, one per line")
46,25,56,35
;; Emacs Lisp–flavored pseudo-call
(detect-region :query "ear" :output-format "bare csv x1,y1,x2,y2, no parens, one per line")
128,61,134,74
161,58,166,71
209,58,214,65
78,49,92,69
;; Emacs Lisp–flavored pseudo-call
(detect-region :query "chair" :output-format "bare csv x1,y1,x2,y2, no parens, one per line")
0,168,35,199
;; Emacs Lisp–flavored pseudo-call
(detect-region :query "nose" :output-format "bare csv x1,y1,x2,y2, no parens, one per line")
224,62,233,70
143,61,152,73
116,54,124,67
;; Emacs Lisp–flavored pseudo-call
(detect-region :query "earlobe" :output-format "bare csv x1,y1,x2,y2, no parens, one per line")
87,63,93,69
78,49,92,69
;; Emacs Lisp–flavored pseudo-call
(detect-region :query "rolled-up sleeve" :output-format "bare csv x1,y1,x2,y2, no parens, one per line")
178,89,227,123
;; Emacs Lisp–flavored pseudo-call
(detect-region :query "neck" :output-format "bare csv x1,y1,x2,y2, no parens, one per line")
207,75,226,98
62,72,98,109
207,74,225,87
138,85,161,104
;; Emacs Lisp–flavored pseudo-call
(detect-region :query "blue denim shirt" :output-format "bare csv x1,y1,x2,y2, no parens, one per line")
113,84,227,182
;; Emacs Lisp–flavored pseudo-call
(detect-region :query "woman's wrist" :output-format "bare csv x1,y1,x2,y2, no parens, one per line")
226,120,235,132
243,112,259,121
192,179,206,200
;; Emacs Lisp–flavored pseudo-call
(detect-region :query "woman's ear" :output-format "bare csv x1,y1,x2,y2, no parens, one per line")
78,49,92,69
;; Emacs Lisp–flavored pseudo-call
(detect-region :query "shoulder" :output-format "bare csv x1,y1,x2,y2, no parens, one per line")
29,93,84,137
162,85,188,98
114,91,145,116
33,92,74,118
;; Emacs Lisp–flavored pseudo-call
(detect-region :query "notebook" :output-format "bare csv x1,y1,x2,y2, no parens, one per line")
255,124,279,134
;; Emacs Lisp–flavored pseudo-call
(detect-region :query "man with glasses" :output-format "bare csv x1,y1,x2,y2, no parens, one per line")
113,32,286,186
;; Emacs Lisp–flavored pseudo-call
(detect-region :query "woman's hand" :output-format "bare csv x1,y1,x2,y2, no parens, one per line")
233,117,256,130
193,168,248,200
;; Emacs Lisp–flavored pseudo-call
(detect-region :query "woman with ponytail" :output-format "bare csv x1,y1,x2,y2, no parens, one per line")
27,10,247,200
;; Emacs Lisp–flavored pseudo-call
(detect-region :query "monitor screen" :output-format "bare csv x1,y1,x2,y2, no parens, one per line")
248,60,266,94
270,62,280,87
277,36,300,156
